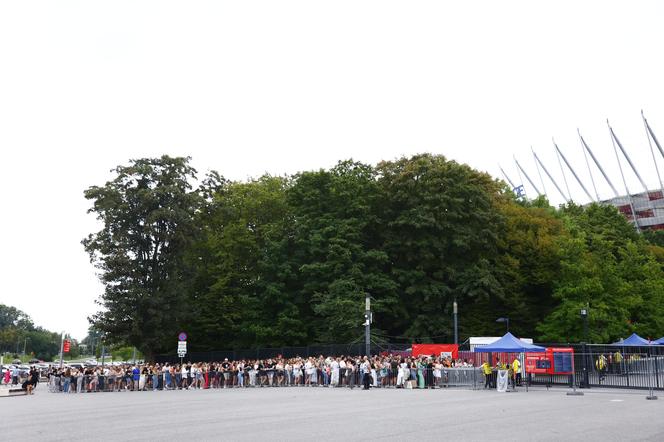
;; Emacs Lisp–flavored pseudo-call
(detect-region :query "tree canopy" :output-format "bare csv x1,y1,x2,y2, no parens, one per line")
0,304,73,361
83,154,664,357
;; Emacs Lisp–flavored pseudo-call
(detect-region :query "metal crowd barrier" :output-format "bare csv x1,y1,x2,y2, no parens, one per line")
46,367,483,393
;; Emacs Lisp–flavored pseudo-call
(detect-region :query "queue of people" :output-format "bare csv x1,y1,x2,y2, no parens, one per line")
44,354,478,393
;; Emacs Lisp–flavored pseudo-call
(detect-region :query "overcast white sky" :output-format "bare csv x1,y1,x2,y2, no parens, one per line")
1,1,664,340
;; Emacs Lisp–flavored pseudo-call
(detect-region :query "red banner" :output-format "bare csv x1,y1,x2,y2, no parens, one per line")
63,339,70,353
411,343,458,359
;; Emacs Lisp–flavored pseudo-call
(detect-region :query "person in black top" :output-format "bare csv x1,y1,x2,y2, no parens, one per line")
426,358,434,388
209,364,218,388
266,360,275,386
23,367,39,395
257,361,267,386
186,364,193,388
221,359,231,387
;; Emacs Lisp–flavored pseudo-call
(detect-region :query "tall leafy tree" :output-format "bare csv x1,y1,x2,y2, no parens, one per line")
287,161,397,343
490,195,563,337
189,175,303,349
0,303,62,360
377,154,503,341
538,203,664,342
83,156,200,358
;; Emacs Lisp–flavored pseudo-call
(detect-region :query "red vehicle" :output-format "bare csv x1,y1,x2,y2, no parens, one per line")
525,347,574,375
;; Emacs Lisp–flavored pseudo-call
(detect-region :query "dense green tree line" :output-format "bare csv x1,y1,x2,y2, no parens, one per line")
0,304,78,361
83,155,664,358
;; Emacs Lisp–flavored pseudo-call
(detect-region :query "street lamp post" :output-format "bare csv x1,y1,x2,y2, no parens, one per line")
453,300,458,346
58,332,65,369
581,309,589,343
496,317,510,333
580,308,589,388
364,293,371,357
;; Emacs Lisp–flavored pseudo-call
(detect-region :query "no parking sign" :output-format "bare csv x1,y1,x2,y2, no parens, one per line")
177,332,187,357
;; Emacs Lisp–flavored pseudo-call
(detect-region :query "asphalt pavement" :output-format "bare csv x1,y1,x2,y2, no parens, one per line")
1,385,662,441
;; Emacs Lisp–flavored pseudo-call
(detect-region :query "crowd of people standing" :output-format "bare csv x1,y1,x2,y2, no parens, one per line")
44,354,477,393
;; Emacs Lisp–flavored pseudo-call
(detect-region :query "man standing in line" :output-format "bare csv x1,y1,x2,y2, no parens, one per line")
163,363,172,390
338,358,346,386
346,358,356,389
330,357,340,387
221,358,231,388
132,365,140,391
362,356,372,390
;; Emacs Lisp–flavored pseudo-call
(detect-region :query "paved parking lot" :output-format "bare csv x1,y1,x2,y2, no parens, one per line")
1,385,662,441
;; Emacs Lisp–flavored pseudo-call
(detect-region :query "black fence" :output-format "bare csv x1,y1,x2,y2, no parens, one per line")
155,342,664,391
529,343,664,391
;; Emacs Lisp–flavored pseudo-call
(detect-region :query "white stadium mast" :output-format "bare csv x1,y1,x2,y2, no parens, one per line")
532,149,570,203
553,140,596,202
642,111,664,197
578,130,620,198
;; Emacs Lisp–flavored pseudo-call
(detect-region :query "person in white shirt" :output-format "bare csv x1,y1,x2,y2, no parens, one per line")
330,358,340,387
181,365,188,389
304,359,313,386
236,362,245,387
361,357,372,390
292,361,301,385
190,365,198,389
397,360,407,387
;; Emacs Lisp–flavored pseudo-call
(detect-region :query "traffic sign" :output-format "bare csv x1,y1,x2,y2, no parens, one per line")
178,332,187,341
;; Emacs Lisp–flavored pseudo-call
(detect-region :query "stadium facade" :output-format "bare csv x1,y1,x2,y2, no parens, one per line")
602,190,664,231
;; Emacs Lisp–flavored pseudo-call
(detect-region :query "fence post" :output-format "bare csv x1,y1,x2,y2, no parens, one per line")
567,351,583,396
651,348,660,390
646,349,658,400
625,346,630,388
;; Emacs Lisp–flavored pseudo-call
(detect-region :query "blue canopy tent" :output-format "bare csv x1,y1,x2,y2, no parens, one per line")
475,332,545,353
475,333,545,392
612,333,653,346
655,337,664,345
